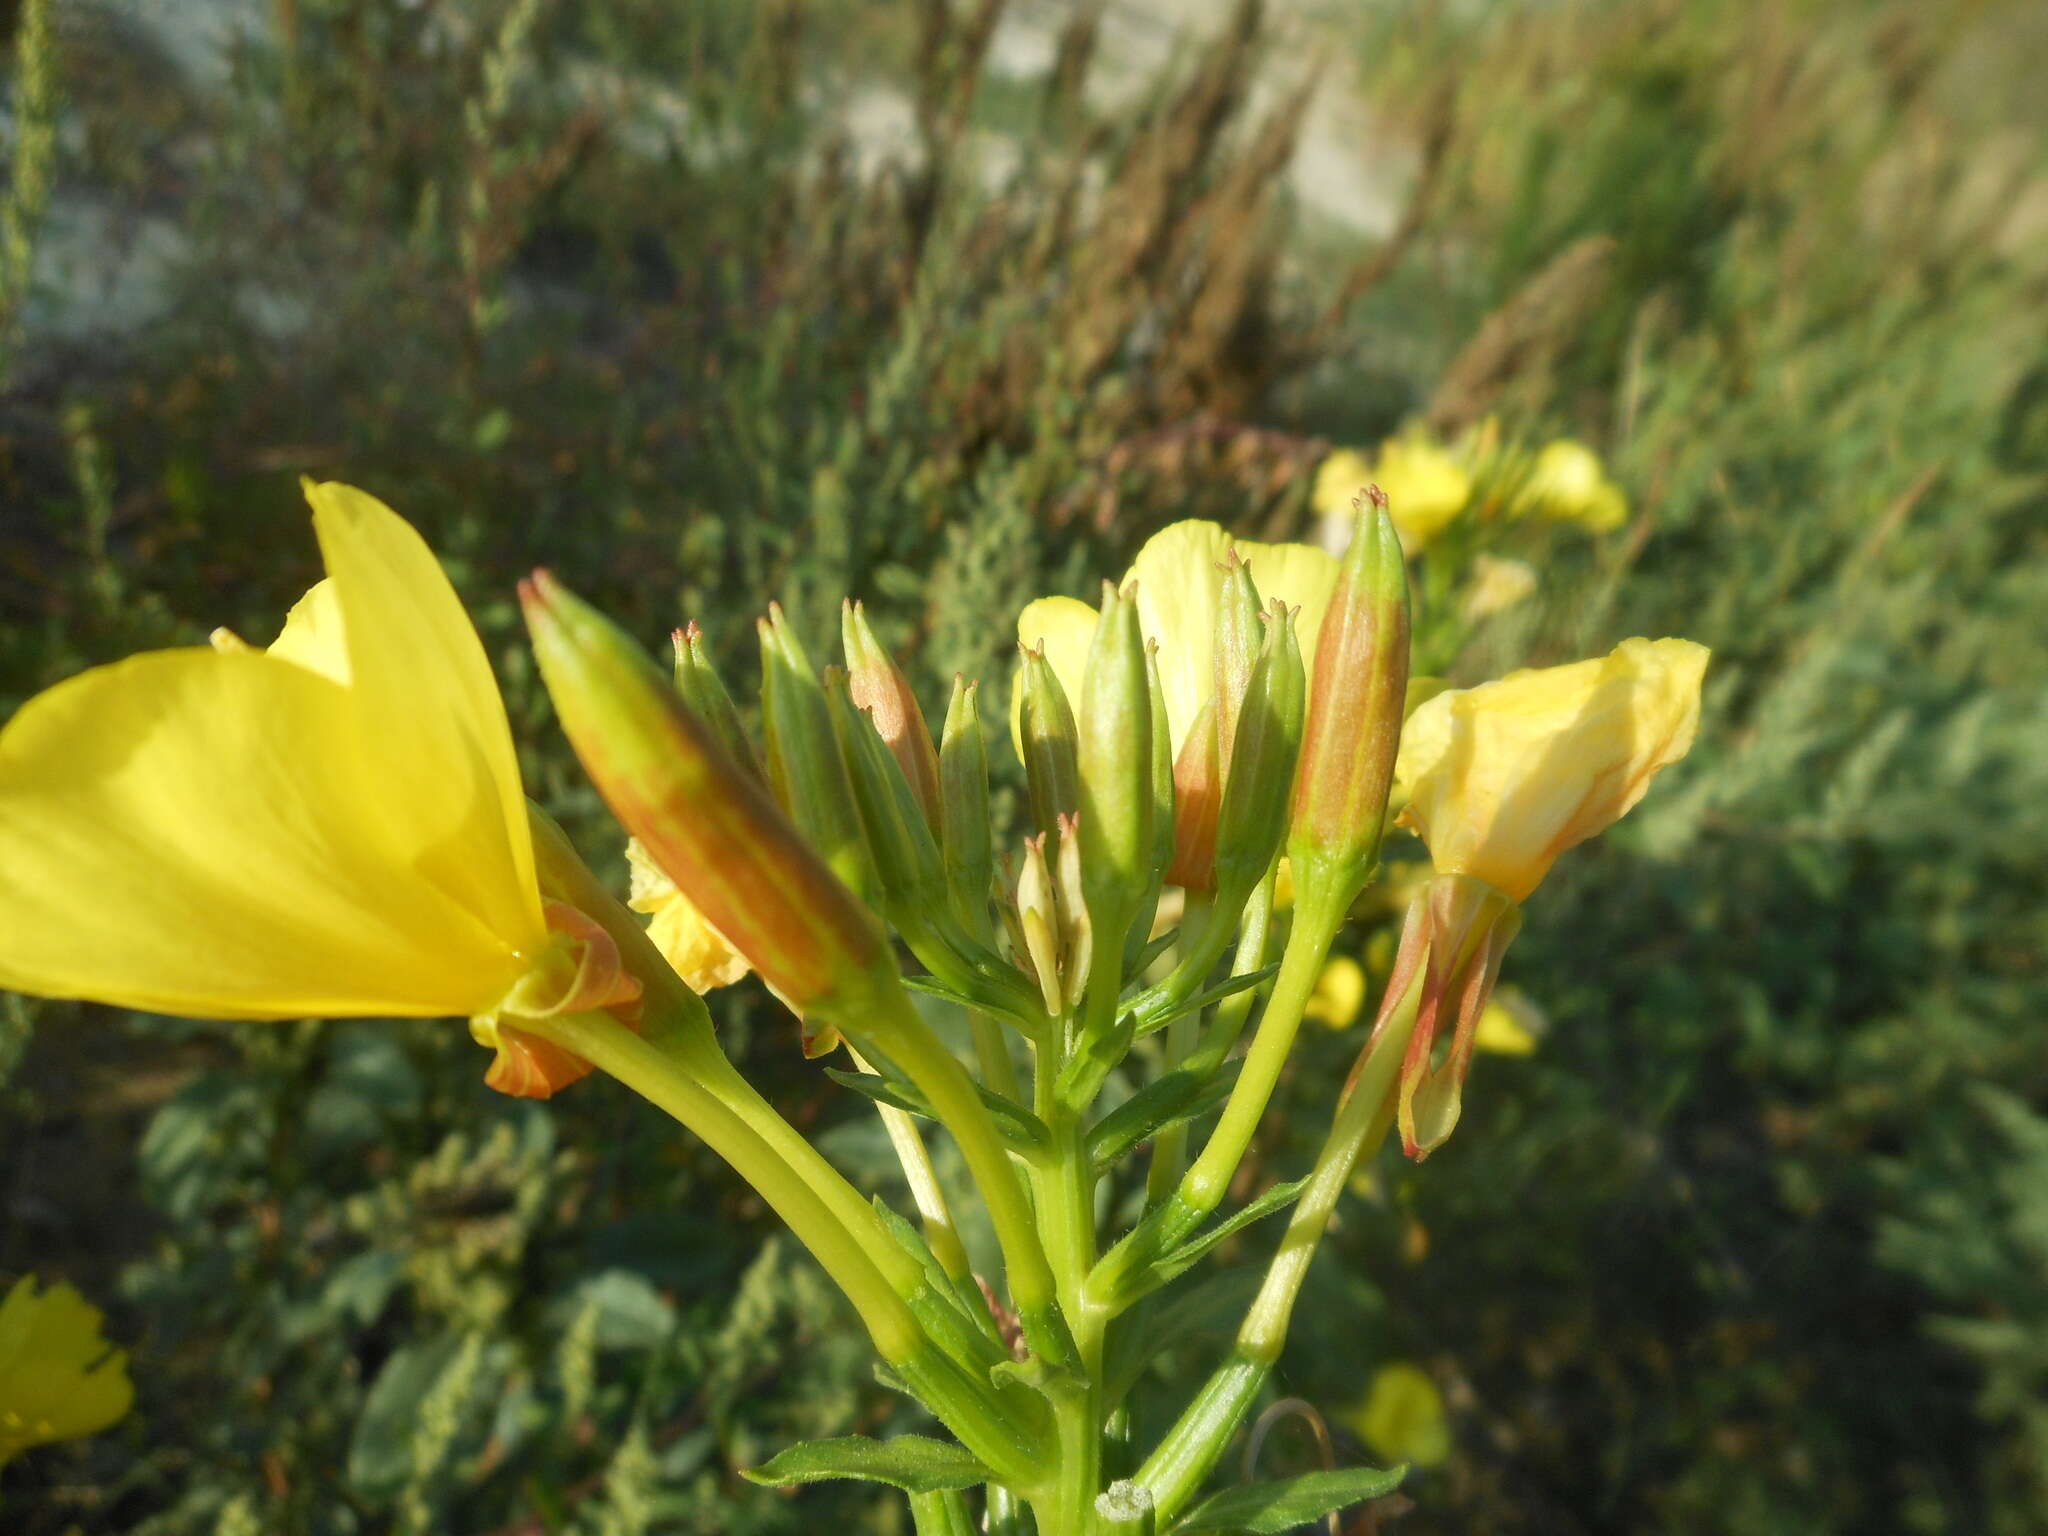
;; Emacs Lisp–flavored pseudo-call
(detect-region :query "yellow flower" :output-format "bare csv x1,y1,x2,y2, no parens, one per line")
1015,520,1339,763
1394,637,1709,902
1516,439,1629,531
1473,985,1544,1056
626,837,751,992
1342,1362,1450,1469
1369,432,1471,552
1310,447,1374,535
1459,554,1538,623
0,1276,133,1468
1303,954,1366,1029
0,482,632,1097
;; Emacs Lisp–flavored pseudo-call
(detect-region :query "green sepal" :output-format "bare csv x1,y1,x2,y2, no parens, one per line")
827,1069,1051,1157
1168,1465,1408,1533
1088,1062,1241,1176
743,1435,994,1494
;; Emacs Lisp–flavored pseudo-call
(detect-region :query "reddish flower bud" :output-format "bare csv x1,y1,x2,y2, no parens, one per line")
842,600,941,824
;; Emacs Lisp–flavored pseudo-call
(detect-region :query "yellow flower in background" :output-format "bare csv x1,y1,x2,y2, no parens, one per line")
0,482,632,1097
1342,1362,1450,1469
1394,637,1709,902
1304,955,1366,1029
627,838,751,992
1015,520,1339,762
1367,433,1471,552
1516,439,1629,531
1460,554,1539,623
1474,985,1545,1056
0,1276,133,1468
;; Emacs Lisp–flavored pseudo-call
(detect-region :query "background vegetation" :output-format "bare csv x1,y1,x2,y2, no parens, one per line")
2,0,2043,1531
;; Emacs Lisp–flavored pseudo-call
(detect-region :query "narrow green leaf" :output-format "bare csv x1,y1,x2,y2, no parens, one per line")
1150,1177,1311,1289
827,1068,1050,1153
1170,1465,1407,1532
743,1435,994,1494
1088,1061,1241,1175
1132,964,1280,1039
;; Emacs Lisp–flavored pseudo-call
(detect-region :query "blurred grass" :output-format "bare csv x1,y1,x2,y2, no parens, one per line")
1,0,2045,1532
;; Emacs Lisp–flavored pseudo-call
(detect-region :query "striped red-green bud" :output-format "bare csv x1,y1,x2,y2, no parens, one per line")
825,667,948,928
521,572,890,1015
1211,600,1306,899
1212,551,1264,786
671,622,760,780
939,676,996,938
758,603,872,901
842,600,941,825
1016,642,1080,858
1077,581,1153,952
1166,701,1220,891
1288,492,1411,915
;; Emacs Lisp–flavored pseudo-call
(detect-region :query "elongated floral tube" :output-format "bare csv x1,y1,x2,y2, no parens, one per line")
523,572,890,1017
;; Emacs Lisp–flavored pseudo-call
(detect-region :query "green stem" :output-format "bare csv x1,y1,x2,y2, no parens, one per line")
850,1044,973,1283
523,1011,922,1361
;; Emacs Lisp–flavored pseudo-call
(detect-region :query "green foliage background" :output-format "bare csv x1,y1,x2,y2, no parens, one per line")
1,1,2043,1531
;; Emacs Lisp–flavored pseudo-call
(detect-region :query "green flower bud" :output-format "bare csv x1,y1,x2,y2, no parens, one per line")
1017,642,1080,858
1288,494,1411,915
939,676,996,939
758,603,872,901
1212,550,1264,786
1212,600,1306,899
671,622,759,780
842,600,941,824
1077,581,1153,954
825,667,947,928
521,572,889,1015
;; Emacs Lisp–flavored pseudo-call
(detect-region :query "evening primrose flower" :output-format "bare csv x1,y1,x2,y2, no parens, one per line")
1460,554,1538,622
1343,1362,1450,1469
1368,432,1471,552
1367,637,1707,1156
0,482,637,1098
1515,439,1629,531
0,1276,133,1469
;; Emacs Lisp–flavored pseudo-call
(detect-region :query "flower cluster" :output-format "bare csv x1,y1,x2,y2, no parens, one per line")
0,477,1704,1532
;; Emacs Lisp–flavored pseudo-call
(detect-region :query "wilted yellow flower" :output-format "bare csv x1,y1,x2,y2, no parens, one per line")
1342,1362,1450,1469
1369,433,1471,552
0,1276,133,1468
1395,637,1709,902
0,482,637,1097
1015,520,1338,763
627,837,751,992
1460,554,1538,623
1303,955,1366,1029
1517,439,1629,531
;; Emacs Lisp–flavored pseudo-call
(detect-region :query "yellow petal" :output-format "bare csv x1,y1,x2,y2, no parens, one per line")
303,481,541,952
267,577,351,683
0,1276,133,1464
1127,521,1338,758
626,837,752,992
1310,447,1373,518
1343,1362,1451,1469
0,648,532,1017
1395,637,1709,900
1460,555,1538,623
1474,985,1543,1055
1011,595,1100,759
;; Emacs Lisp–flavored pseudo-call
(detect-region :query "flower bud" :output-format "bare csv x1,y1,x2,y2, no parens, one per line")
1288,493,1411,919
521,572,890,1015
1211,601,1305,899
1077,581,1153,949
1013,833,1065,1018
843,600,942,823
1016,642,1080,857
1212,551,1263,785
672,622,760,779
1053,812,1092,1012
938,676,997,938
1165,701,1220,891
826,667,948,928
758,603,872,901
